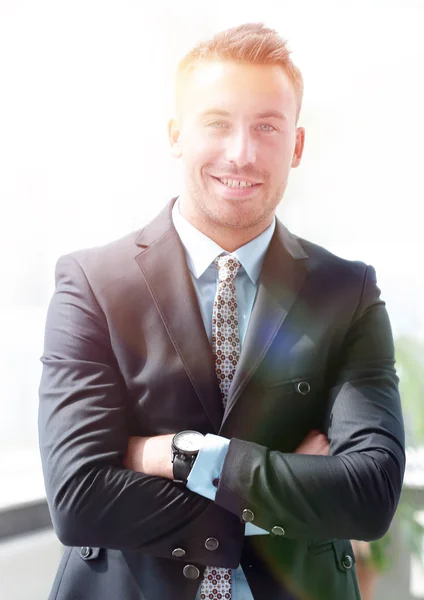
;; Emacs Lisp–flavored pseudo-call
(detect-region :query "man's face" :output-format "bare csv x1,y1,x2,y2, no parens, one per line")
169,60,304,234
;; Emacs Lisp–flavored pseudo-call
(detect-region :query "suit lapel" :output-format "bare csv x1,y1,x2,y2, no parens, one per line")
219,220,309,432
134,200,223,432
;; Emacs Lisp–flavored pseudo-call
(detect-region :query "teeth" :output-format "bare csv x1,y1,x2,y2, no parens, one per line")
219,178,254,188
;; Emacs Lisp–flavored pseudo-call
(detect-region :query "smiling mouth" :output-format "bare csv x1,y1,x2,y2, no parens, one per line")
211,176,261,189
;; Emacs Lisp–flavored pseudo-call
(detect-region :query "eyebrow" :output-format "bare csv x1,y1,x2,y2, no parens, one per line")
255,110,287,120
200,109,287,120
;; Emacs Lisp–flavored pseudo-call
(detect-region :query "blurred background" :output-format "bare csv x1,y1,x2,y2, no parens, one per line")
0,1,423,598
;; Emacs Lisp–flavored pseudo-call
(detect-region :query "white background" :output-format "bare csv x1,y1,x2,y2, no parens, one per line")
0,0,423,479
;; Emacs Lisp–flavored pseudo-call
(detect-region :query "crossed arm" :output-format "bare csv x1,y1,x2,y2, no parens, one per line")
123,430,330,538
123,430,330,479
39,254,405,556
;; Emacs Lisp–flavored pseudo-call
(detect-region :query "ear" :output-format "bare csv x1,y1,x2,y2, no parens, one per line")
291,127,305,168
168,118,182,159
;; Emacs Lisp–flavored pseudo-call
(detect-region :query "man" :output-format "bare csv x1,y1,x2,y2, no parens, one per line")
38,23,405,600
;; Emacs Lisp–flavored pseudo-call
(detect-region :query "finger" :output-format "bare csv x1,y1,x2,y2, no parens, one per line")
317,440,330,455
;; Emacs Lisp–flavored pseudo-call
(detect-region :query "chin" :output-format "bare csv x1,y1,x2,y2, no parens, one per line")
208,203,268,230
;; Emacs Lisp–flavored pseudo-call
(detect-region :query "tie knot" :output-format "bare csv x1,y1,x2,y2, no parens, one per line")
214,254,241,282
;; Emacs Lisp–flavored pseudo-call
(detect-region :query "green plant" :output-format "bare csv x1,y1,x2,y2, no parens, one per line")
396,335,424,447
365,335,424,573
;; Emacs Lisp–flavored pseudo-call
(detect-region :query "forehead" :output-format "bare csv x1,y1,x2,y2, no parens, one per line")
180,60,298,119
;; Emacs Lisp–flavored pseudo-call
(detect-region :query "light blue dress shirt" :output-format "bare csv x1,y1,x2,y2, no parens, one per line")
172,200,274,599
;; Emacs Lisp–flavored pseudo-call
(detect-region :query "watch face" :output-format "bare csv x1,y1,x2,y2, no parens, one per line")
174,431,204,453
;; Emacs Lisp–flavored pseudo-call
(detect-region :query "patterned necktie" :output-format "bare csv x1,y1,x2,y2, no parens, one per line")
199,254,241,600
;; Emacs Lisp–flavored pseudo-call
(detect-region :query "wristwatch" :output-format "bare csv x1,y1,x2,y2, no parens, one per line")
171,430,205,483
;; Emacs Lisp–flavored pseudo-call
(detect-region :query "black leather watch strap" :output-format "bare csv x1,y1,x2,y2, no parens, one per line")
172,454,195,483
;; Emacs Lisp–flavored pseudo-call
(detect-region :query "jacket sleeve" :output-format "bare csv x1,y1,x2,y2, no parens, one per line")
38,253,243,564
213,265,405,542
187,433,268,535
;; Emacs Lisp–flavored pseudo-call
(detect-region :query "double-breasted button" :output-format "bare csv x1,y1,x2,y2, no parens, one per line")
205,537,219,551
296,381,311,395
172,548,186,558
183,564,200,579
271,526,285,536
80,546,92,559
241,509,255,523
341,554,354,570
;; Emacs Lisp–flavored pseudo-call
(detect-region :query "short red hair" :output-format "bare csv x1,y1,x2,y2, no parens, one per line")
176,23,304,119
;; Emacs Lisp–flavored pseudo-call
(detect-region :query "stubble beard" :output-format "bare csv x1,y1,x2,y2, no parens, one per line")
186,174,286,233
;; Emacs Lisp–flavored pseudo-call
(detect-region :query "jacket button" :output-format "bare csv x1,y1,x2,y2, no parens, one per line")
205,537,219,551
341,554,354,570
172,548,186,558
296,381,311,395
271,526,285,536
80,546,92,559
241,509,255,523
183,564,200,579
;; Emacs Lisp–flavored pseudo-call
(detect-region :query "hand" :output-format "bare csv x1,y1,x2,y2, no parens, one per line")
123,434,175,479
295,429,329,456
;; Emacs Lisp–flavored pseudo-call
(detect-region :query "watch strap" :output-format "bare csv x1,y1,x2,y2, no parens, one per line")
172,453,195,483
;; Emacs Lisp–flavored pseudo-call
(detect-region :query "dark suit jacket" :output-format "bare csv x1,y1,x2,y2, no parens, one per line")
38,198,405,600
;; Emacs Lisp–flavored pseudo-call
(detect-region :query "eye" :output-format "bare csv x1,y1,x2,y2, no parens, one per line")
207,121,229,129
257,123,276,132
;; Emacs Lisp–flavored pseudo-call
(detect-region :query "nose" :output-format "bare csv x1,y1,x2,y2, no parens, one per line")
224,128,256,167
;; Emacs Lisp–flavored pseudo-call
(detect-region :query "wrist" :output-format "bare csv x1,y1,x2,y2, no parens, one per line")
171,431,204,483
124,434,174,479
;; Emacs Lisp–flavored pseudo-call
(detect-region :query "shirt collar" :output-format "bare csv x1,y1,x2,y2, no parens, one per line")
172,199,275,284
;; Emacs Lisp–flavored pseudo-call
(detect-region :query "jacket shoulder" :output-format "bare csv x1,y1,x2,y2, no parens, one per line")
54,228,144,291
297,235,370,282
